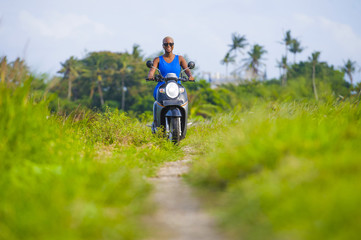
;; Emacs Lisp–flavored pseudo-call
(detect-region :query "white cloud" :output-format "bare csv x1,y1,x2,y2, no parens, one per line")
318,16,361,54
294,14,361,56
19,10,113,39
292,13,361,82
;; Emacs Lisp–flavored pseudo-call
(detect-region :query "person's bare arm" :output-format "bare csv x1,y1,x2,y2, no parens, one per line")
147,57,160,79
179,56,194,81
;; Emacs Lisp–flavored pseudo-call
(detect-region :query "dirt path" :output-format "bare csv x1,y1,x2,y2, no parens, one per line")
146,148,225,240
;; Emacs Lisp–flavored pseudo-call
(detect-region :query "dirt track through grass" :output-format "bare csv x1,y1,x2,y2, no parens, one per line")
146,148,225,240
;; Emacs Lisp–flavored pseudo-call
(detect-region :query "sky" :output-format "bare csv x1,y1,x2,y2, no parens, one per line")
1,0,361,82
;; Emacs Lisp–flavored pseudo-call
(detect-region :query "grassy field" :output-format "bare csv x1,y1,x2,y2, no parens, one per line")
185,101,361,240
0,80,182,240
2,77,361,239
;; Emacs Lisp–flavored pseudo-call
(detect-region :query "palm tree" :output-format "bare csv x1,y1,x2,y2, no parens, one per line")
220,52,236,80
308,51,321,101
341,59,357,86
228,33,248,55
276,56,288,86
81,55,105,107
242,44,267,80
58,56,80,100
118,54,132,111
96,71,105,106
289,39,304,63
281,30,292,59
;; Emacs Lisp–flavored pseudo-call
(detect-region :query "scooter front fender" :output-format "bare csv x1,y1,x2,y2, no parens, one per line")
165,108,182,117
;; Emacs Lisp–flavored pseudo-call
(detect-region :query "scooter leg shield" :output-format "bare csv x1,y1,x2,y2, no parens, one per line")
181,103,188,140
153,102,157,125
152,101,164,133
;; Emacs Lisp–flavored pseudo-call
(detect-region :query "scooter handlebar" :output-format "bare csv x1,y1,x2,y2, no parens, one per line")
180,77,195,82
179,77,188,82
145,76,195,82
145,75,164,82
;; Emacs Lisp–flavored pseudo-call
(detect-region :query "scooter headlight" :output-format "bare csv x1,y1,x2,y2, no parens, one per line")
165,82,179,98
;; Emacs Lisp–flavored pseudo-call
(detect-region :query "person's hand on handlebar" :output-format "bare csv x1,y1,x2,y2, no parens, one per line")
147,73,154,81
189,76,195,81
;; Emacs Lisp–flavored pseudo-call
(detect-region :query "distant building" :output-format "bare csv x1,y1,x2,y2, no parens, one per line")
200,71,244,88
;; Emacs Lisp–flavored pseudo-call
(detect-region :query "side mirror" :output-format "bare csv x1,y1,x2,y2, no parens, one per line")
146,60,153,68
188,61,195,69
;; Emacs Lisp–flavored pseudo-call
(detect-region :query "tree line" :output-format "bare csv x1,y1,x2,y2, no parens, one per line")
1,30,360,118
220,30,360,100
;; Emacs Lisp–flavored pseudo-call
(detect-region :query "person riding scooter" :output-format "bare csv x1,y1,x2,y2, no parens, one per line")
146,36,195,142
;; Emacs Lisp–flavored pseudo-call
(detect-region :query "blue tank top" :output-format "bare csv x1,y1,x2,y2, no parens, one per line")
158,55,181,78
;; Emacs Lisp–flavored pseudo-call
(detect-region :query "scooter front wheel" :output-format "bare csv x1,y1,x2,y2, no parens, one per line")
167,117,181,144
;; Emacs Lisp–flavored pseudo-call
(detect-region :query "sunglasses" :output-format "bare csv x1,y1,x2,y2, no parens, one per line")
163,43,174,47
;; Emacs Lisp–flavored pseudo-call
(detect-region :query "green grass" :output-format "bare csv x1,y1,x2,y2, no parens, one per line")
185,101,361,240
3,77,361,240
0,80,182,240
